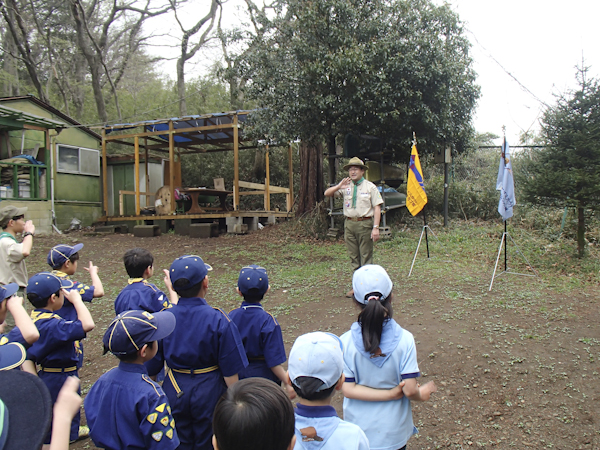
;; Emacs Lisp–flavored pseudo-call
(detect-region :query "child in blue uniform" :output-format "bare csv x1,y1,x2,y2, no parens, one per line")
0,282,38,347
288,332,369,450
48,243,104,371
213,377,296,450
147,255,248,450
114,248,178,314
341,265,436,450
228,264,289,386
84,309,179,450
16,272,95,444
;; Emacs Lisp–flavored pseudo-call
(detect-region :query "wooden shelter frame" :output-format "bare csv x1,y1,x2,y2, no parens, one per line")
100,111,294,221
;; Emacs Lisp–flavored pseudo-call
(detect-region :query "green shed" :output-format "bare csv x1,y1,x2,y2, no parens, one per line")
0,96,102,233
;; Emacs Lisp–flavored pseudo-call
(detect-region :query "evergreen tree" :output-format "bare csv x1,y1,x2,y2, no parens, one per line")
522,66,600,257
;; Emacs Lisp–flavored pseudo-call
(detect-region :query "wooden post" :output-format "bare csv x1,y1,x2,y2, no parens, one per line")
102,129,108,216
233,114,239,210
134,135,140,216
265,144,270,211
169,121,175,214
144,137,149,207
288,143,293,212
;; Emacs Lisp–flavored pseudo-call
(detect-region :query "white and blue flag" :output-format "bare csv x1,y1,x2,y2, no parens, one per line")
496,138,516,221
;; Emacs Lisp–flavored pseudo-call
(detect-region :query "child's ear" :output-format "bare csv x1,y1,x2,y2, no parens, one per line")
287,374,293,386
335,374,345,391
212,435,219,450
139,343,149,358
236,287,243,297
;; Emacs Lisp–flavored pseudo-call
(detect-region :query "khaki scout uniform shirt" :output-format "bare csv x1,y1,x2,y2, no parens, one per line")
0,233,28,287
338,179,383,218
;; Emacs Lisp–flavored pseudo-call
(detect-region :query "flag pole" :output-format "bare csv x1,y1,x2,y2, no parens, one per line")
489,129,539,290
504,219,508,272
423,207,430,258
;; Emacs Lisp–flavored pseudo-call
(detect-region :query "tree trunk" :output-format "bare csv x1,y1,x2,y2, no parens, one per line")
177,58,187,116
296,141,324,216
577,204,585,258
252,148,266,180
328,134,336,185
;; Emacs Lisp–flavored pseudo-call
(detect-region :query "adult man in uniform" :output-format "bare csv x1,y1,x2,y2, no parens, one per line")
325,157,383,298
0,205,34,289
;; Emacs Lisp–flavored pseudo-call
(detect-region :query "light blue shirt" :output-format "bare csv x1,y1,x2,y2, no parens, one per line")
293,404,369,450
341,319,420,450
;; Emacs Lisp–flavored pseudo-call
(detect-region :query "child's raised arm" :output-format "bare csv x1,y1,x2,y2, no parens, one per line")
342,380,405,402
85,261,105,297
402,378,437,401
64,289,95,332
163,269,179,305
7,295,39,344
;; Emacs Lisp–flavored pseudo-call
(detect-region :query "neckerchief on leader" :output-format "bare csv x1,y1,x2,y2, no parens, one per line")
351,177,365,209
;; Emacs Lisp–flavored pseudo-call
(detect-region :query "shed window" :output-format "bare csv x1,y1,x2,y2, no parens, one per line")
57,145,100,176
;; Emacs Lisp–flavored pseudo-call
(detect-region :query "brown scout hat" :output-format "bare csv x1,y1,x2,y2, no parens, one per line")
343,157,368,171
0,205,27,228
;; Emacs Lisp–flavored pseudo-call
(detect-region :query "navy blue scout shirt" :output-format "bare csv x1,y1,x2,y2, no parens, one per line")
115,279,172,315
85,362,179,450
147,297,247,376
52,271,94,368
228,301,286,383
52,271,95,320
0,329,28,348
12,309,86,368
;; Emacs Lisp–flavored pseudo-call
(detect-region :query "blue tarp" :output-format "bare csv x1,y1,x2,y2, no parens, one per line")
106,112,250,144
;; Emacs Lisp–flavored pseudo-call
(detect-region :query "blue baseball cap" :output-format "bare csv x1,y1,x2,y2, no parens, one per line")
352,264,393,304
103,310,176,355
0,283,18,301
26,272,74,299
237,265,269,297
169,255,212,292
0,342,26,371
288,332,344,391
47,243,84,269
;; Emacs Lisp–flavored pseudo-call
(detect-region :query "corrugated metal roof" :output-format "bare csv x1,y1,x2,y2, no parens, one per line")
0,104,65,129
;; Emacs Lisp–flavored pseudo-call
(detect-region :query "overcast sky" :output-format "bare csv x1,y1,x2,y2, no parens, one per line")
444,0,600,145
151,0,600,146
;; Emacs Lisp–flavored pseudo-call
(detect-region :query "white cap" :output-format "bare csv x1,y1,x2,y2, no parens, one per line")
288,332,344,391
352,264,393,304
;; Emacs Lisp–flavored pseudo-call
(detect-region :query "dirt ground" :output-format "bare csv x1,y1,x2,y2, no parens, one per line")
24,224,600,450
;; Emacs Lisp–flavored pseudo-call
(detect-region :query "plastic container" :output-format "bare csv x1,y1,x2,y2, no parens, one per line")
0,186,13,198
18,180,30,198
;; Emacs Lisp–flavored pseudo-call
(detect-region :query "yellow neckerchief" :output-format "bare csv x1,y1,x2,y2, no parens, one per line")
52,270,71,279
128,278,145,284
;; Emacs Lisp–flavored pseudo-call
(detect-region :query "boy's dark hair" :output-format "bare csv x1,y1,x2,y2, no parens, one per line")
213,378,295,450
105,341,155,361
172,279,203,298
123,248,154,278
241,288,264,304
68,252,80,264
354,293,394,354
291,376,337,401
27,290,60,309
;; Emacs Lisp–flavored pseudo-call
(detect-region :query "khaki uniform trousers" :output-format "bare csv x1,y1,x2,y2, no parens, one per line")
344,217,374,271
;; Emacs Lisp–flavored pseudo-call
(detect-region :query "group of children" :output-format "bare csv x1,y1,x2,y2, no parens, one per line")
0,235,436,450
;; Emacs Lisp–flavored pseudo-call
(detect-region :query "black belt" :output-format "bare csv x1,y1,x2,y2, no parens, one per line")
346,216,373,222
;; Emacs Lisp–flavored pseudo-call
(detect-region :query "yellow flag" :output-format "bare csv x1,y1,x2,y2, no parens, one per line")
406,143,427,216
